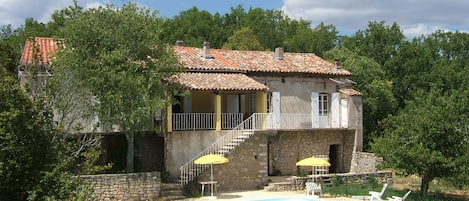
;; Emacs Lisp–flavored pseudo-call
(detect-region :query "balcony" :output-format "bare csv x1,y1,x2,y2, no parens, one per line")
172,113,244,131
172,113,346,131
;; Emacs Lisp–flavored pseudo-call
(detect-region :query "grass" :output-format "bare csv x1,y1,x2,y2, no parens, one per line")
322,175,468,201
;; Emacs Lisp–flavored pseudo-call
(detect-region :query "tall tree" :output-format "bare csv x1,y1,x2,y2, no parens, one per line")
55,3,183,172
0,68,56,200
0,42,17,75
222,27,265,50
372,87,469,196
342,21,405,66
287,22,338,55
160,7,224,48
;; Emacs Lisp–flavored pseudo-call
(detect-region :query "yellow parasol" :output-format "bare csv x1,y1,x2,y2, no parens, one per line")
296,157,330,182
195,154,229,165
194,154,229,197
296,157,331,167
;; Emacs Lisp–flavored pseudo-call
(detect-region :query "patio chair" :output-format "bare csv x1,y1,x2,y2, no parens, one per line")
369,183,388,201
387,190,411,201
305,181,322,197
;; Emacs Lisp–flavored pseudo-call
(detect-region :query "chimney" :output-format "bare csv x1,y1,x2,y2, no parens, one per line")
274,47,284,60
175,40,185,46
203,41,212,59
334,59,341,69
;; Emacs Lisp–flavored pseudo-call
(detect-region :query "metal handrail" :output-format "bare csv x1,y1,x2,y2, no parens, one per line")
179,113,271,185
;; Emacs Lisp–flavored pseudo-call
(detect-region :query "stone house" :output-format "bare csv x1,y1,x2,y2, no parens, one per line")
168,41,362,191
19,37,363,191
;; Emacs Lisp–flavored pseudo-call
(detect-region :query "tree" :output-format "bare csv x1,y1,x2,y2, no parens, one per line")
160,7,224,48
372,87,469,196
342,21,406,66
55,3,183,172
0,41,17,75
0,69,56,200
222,27,265,50
324,48,397,150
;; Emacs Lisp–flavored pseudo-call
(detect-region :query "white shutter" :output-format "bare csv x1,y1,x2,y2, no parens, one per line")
341,99,348,128
331,92,340,127
311,92,319,128
272,92,280,129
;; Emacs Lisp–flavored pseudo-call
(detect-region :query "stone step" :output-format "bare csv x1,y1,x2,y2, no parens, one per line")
161,183,182,190
159,195,186,201
160,183,185,200
160,189,184,197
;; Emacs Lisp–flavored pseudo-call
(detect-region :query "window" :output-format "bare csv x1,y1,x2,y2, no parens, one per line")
319,93,328,116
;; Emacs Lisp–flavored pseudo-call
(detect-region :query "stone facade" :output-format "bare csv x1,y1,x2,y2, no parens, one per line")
197,134,270,191
350,151,384,173
80,172,161,201
268,129,355,175
192,129,356,192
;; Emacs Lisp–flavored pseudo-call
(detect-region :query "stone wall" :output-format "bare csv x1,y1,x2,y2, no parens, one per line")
80,172,161,201
350,151,383,173
166,130,228,177
197,134,270,191
265,171,393,192
268,129,355,175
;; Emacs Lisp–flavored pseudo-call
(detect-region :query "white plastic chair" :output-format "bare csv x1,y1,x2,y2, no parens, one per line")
388,190,411,201
305,182,322,197
369,183,388,201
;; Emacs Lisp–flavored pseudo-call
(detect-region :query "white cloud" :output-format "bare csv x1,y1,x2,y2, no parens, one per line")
282,0,469,38
0,0,71,28
0,0,107,28
402,24,449,38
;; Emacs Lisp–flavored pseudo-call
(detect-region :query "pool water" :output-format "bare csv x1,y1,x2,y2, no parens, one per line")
250,197,320,201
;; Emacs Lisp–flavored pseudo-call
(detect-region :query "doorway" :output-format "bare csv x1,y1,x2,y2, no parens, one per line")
329,144,340,173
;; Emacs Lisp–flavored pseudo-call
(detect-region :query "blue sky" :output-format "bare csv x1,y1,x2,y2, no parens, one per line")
138,0,283,18
1,0,469,38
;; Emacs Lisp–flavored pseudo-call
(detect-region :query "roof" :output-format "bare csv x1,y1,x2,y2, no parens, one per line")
20,37,62,65
174,46,352,76
339,88,363,96
17,37,358,93
171,72,269,91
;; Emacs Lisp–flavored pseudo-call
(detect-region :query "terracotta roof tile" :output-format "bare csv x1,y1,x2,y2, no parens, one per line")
172,72,269,91
20,37,62,65
174,46,351,76
340,88,362,96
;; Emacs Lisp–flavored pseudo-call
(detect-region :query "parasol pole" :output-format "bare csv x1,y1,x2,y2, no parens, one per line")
210,163,214,197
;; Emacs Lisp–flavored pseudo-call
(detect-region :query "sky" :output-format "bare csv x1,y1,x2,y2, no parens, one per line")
1,0,469,38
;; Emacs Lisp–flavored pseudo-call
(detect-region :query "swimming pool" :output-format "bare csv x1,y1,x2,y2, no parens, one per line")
250,197,320,201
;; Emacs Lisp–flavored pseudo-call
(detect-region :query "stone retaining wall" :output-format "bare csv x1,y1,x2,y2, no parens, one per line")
350,152,383,173
265,171,393,192
80,172,161,201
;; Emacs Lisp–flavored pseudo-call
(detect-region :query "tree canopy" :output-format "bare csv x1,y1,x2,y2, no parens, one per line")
0,68,55,200
372,87,469,196
54,3,183,172
222,27,265,50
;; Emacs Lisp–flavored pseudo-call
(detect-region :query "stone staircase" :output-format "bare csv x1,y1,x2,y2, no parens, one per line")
159,183,185,200
179,114,271,186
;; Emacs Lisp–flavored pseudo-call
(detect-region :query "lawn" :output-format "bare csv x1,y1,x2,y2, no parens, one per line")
322,173,468,201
